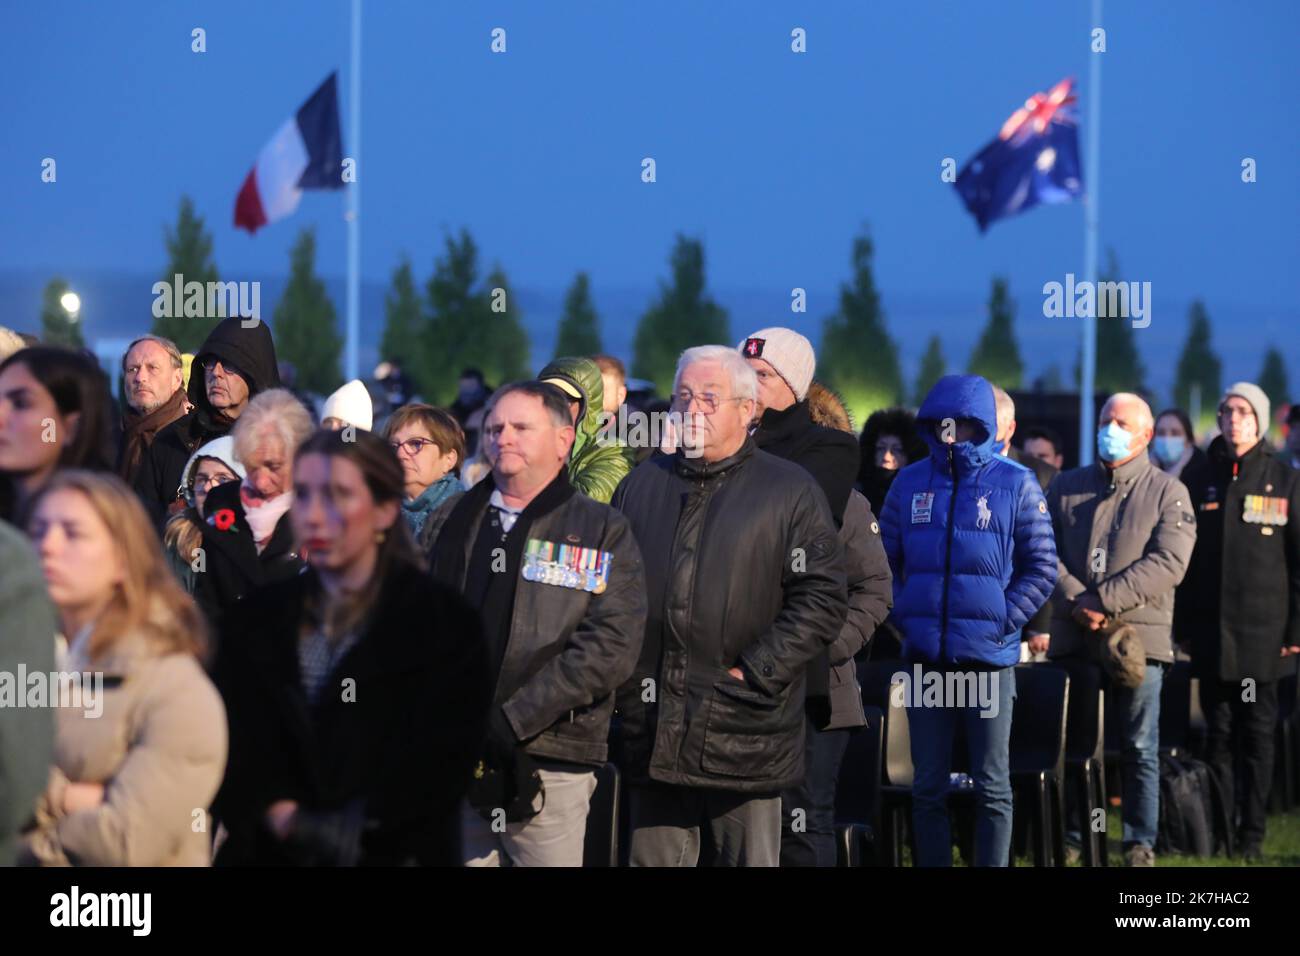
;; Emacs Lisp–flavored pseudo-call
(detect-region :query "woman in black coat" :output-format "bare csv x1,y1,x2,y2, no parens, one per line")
212,428,490,866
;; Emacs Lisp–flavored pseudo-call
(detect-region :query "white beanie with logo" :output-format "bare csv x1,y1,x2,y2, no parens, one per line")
738,327,816,402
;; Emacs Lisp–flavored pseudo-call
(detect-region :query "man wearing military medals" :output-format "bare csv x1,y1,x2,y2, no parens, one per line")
1177,382,1300,861
432,381,647,866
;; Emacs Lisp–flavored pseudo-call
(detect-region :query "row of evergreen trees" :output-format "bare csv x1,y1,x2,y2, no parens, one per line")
36,197,1290,427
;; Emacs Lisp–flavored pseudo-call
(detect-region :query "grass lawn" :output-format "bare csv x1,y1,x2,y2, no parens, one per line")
897,808,1300,866
1102,807,1300,867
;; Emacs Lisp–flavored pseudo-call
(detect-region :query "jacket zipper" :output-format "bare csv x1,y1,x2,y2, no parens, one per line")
940,445,957,661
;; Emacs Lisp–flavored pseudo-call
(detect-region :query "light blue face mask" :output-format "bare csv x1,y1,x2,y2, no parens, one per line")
1153,435,1185,466
1097,422,1134,462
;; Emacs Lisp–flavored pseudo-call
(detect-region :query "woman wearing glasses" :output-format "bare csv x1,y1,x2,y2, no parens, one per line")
163,436,245,593
382,404,465,560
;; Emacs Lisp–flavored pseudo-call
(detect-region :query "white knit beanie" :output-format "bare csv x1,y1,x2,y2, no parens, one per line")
738,327,816,402
322,379,374,431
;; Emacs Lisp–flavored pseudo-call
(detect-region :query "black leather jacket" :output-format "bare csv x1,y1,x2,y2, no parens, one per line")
612,438,848,792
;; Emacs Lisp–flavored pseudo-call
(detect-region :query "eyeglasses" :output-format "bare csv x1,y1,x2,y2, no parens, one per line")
201,357,244,379
671,390,747,415
1219,405,1253,420
389,437,438,457
193,473,236,492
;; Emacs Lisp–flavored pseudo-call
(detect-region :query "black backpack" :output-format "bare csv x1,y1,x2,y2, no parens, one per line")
1155,753,1233,857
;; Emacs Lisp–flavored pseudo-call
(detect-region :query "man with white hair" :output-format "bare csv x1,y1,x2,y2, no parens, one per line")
1046,392,1197,866
611,345,848,866
990,385,1058,660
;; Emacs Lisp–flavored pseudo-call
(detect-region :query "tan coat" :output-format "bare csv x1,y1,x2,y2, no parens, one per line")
21,633,227,866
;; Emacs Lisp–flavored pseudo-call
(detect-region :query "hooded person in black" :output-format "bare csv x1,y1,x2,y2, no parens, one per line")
133,318,281,531
857,406,929,517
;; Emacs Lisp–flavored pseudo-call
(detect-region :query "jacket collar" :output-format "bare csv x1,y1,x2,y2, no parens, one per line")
675,434,755,480
753,400,811,447
1209,434,1268,467
1099,448,1152,486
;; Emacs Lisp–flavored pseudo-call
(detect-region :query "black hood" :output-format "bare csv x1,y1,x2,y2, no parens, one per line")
188,318,281,417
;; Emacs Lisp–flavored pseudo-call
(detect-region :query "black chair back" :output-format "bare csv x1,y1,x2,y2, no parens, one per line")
835,706,884,824
1159,660,1193,753
859,661,915,788
582,762,621,867
1009,664,1069,776
1057,660,1104,763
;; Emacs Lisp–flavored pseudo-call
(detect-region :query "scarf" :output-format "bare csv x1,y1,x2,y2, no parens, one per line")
240,481,293,553
431,469,575,592
117,388,189,480
402,473,462,538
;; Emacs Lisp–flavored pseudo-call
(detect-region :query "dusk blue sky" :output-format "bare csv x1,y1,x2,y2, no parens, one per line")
2,0,1296,400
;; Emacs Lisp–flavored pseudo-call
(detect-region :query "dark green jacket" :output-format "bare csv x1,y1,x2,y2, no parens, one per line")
538,356,632,504
0,520,56,865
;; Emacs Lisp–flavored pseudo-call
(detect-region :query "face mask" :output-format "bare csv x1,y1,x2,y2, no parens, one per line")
1097,422,1134,462
992,439,1006,455
1152,435,1184,465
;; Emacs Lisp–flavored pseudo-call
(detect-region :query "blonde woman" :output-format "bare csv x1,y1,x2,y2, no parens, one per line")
21,471,227,866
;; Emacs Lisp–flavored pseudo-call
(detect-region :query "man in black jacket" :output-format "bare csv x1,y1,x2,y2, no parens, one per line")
612,345,848,866
432,381,647,866
738,328,874,866
991,386,1058,660
133,317,281,530
1177,382,1300,860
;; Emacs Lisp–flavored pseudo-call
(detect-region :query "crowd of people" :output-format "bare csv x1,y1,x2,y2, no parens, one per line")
0,316,1297,868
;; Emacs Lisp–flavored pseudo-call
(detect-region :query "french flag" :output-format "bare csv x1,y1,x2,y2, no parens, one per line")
235,73,344,234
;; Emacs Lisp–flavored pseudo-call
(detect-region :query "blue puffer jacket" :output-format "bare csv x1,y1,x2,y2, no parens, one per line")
879,375,1057,667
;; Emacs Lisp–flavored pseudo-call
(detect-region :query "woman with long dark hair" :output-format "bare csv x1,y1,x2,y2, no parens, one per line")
0,347,114,524
1153,407,1207,479
212,428,489,865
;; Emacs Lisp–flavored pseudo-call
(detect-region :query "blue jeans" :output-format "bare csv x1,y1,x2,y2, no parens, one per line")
1114,663,1163,849
907,664,1016,866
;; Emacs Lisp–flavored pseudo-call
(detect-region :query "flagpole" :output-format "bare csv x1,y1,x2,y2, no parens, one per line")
1079,0,1102,466
345,0,362,381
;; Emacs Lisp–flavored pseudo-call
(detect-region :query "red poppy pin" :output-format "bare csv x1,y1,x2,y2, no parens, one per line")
212,508,236,532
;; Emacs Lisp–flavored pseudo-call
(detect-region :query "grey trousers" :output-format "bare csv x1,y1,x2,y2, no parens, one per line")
627,784,781,867
461,767,597,867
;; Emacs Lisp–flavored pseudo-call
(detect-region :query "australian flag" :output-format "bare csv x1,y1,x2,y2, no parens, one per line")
954,77,1084,232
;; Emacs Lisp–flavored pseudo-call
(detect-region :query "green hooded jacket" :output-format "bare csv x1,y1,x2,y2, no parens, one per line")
539,356,633,503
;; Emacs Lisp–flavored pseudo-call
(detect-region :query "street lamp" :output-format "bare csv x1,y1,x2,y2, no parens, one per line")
60,291,81,318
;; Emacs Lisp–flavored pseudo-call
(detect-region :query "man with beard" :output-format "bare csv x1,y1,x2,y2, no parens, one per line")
116,335,190,486
133,318,281,531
